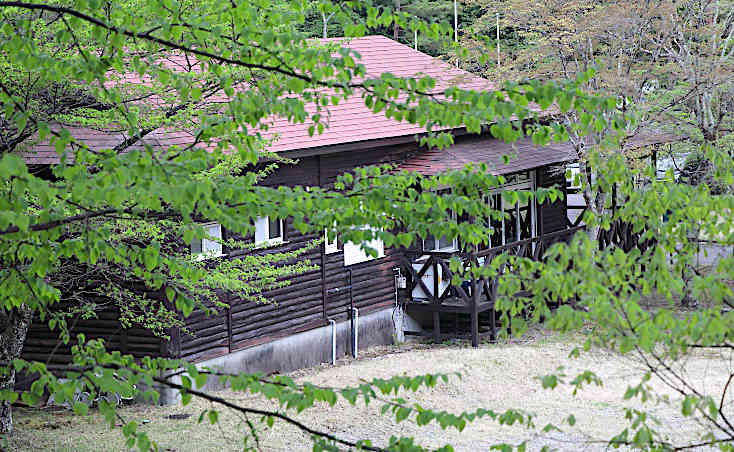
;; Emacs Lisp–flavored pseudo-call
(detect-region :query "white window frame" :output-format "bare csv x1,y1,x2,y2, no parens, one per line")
255,216,284,246
422,210,459,252
485,171,537,248
343,226,384,266
325,228,339,254
422,188,459,252
191,222,223,259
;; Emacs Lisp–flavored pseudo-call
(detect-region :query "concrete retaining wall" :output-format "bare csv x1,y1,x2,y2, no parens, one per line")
693,241,733,269
159,306,400,404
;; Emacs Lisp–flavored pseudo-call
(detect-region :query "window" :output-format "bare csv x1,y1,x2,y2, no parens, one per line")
325,228,339,254
483,171,537,248
423,233,457,251
255,216,284,245
343,226,384,266
566,163,582,189
191,222,223,258
422,188,458,252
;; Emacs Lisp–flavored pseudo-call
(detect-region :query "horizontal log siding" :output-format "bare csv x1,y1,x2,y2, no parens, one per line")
178,146,417,361
179,213,403,361
323,247,401,319
180,221,323,361
22,307,162,365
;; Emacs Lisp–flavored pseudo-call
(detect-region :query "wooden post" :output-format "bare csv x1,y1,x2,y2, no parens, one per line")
536,169,544,238
433,311,440,342
227,305,233,353
471,269,479,347
433,257,439,304
489,268,498,342
433,257,440,341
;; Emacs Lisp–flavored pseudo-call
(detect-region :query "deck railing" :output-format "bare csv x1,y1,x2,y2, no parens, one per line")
401,226,585,345
404,226,584,305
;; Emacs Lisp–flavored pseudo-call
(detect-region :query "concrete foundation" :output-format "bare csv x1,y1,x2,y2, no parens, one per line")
694,241,733,269
158,306,400,404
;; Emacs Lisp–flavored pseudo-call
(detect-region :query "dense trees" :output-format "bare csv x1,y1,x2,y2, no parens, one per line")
0,0,586,439
0,1,733,451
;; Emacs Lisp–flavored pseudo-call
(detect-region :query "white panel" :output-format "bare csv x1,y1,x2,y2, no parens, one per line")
325,229,339,254
343,227,384,266
202,223,223,255
411,255,449,300
254,216,269,244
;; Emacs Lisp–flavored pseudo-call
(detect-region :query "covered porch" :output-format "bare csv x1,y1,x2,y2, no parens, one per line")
400,226,582,347
395,134,580,346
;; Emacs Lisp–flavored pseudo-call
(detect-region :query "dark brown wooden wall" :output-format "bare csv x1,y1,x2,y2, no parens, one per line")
22,304,162,365
20,140,572,367
178,144,418,362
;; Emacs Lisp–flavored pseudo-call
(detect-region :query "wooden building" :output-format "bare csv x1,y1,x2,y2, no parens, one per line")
18,36,578,375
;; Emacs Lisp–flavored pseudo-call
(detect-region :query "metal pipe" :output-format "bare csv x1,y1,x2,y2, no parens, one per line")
352,307,359,359
328,319,336,365
347,268,356,358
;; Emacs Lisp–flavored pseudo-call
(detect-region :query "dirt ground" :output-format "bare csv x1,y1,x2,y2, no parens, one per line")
6,330,734,451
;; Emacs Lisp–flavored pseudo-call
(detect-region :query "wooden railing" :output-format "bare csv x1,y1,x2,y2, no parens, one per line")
402,226,585,307
401,226,584,346
598,219,655,252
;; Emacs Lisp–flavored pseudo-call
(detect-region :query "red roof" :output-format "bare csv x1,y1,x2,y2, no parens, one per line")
260,35,492,152
20,36,497,163
20,125,198,165
398,135,576,176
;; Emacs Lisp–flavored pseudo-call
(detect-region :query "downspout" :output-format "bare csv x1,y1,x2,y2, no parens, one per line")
328,319,336,365
352,306,359,359
319,155,327,320
347,268,357,358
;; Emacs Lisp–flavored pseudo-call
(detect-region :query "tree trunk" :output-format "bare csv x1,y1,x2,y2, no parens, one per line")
580,161,606,242
393,0,400,40
0,305,32,434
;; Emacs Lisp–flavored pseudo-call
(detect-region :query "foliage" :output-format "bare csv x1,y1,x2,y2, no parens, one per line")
1,1,734,452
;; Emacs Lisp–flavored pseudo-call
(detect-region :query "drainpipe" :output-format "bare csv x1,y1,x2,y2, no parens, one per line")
352,307,359,359
328,319,337,365
347,268,358,358
318,156,327,320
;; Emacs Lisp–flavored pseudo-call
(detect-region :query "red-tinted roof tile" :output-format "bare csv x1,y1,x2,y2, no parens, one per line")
20,36,550,166
398,135,577,176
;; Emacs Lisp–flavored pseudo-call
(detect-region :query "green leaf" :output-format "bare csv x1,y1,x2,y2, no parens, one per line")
395,407,411,423
208,410,218,424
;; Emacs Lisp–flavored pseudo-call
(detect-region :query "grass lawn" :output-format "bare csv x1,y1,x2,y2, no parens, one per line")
4,328,732,451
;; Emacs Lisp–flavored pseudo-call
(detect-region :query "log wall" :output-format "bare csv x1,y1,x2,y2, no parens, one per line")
20,136,572,367
22,303,163,365
178,144,418,362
